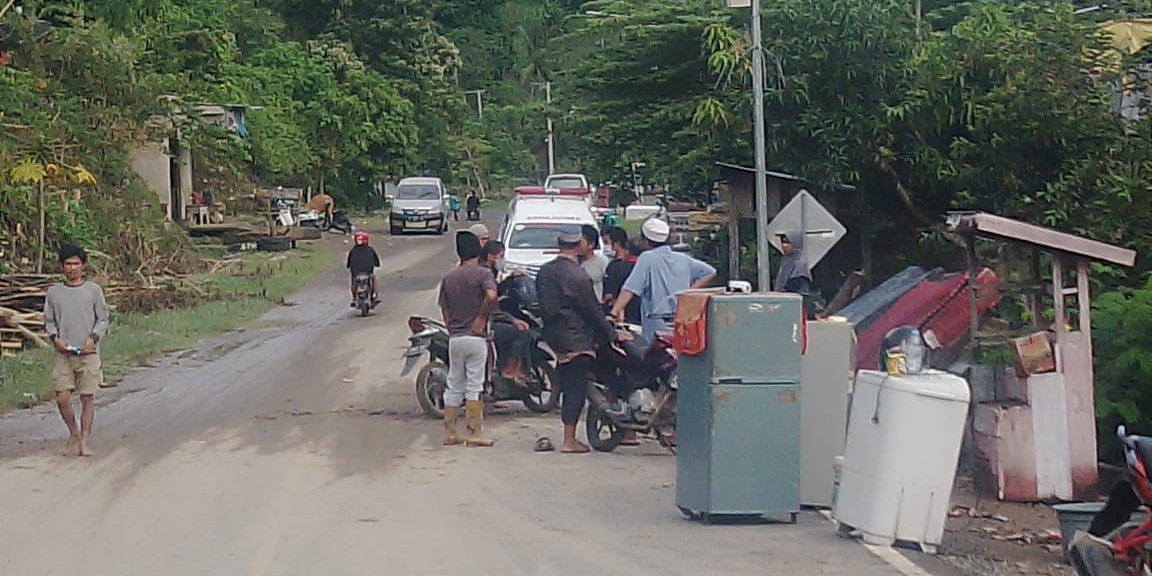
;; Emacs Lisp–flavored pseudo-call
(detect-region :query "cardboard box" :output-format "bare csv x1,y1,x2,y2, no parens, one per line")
1010,331,1056,377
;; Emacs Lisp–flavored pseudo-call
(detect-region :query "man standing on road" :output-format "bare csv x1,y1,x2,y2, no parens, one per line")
466,190,481,221
469,223,490,248
44,244,109,457
537,232,620,454
438,231,498,448
448,192,461,222
602,227,641,324
579,224,610,301
610,218,717,341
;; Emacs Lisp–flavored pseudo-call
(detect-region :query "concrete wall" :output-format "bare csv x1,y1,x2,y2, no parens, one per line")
130,140,170,216
128,139,194,221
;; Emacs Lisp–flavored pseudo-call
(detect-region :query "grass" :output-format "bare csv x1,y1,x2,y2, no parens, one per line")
0,243,335,413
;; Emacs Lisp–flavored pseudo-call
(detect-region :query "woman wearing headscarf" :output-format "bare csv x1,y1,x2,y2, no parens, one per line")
775,232,820,318
774,231,813,294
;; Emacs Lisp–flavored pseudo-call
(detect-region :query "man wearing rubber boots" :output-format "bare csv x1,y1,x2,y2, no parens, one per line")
438,231,498,447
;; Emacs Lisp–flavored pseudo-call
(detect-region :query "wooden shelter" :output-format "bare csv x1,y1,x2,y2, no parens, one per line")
713,162,862,288
949,212,1137,501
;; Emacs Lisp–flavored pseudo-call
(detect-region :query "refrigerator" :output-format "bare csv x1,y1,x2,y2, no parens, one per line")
675,293,804,522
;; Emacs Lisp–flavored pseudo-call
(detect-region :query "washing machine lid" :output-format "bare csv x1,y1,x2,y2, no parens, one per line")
858,370,971,403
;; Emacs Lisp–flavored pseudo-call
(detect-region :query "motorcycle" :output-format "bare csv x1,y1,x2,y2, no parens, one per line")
352,273,375,317
584,314,679,453
1070,425,1152,576
401,290,559,418
299,208,353,234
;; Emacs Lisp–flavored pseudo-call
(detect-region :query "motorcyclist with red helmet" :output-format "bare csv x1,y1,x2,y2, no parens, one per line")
347,231,380,306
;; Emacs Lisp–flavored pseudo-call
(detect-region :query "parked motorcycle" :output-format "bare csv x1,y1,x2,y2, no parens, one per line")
585,315,679,453
1069,425,1152,576
299,208,353,234
352,273,374,317
401,284,559,418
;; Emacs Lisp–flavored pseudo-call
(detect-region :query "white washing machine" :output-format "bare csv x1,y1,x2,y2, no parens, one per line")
833,369,971,554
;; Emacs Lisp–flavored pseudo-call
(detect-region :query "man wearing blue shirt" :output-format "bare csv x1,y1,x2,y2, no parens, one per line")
609,218,716,341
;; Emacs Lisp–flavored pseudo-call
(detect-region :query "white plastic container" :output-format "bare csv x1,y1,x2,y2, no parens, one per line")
833,369,971,554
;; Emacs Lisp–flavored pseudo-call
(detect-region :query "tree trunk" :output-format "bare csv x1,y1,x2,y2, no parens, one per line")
36,180,45,274
464,148,486,198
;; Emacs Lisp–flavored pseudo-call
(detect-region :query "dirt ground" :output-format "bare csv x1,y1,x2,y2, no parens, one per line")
939,477,1075,576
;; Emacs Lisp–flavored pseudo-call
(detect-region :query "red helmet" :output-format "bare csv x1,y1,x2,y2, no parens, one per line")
354,231,369,246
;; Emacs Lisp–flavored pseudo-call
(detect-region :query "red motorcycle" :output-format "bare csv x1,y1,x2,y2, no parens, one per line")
1070,425,1152,576
584,320,679,453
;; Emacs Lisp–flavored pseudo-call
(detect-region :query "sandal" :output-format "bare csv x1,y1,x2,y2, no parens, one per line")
534,437,555,452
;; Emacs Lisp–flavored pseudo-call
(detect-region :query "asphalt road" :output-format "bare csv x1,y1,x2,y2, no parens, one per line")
0,217,944,576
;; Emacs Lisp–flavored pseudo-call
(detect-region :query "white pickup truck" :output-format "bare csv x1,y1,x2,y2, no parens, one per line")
544,173,590,193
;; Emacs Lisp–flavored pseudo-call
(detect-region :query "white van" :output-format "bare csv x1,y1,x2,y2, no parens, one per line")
499,196,598,278
389,177,448,235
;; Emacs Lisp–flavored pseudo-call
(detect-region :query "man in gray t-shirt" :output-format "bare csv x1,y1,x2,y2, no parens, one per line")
437,231,497,447
44,245,109,457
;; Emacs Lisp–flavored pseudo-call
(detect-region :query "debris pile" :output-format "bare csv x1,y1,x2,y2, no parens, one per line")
0,274,54,356
0,273,213,358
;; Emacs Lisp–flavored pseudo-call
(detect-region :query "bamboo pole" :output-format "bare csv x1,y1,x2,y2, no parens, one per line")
36,180,45,274
0,0,17,20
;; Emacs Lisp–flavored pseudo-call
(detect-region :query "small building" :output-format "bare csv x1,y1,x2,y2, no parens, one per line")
713,162,865,291
950,212,1137,501
129,103,251,222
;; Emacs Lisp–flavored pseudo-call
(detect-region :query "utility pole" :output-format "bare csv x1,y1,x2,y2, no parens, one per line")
915,0,922,40
463,89,485,119
532,82,557,174
749,0,771,291
545,82,555,174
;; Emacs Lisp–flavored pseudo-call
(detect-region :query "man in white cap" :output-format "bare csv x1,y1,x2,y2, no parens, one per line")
610,218,716,341
469,224,490,247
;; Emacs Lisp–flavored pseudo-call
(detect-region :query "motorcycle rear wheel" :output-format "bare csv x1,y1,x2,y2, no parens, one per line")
586,400,625,452
521,362,560,413
415,361,447,418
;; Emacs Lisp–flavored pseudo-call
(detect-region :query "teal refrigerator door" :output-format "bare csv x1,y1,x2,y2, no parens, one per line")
704,294,803,384
676,383,801,516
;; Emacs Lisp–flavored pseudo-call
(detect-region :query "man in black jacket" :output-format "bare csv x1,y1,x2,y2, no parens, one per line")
536,232,621,453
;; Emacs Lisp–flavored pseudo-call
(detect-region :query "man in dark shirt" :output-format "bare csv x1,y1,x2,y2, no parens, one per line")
438,231,498,447
346,231,380,306
536,232,619,454
602,227,642,324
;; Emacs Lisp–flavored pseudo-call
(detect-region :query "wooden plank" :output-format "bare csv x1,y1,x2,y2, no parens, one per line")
957,213,1137,267
1030,372,1074,500
1077,259,1092,338
1053,259,1066,373
728,211,740,282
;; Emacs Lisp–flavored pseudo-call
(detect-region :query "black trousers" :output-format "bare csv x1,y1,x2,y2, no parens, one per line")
491,321,530,371
558,355,594,427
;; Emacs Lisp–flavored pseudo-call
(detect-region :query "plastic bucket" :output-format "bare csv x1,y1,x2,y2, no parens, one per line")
1053,502,1104,562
